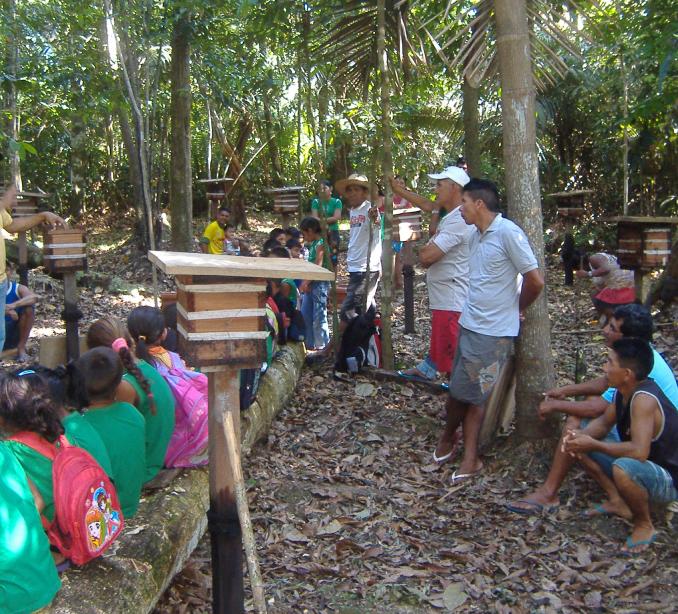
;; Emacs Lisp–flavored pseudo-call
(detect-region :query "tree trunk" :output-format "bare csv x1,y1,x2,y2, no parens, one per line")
377,0,394,370
262,85,283,186
494,0,556,441
4,0,21,189
462,76,481,176
169,10,193,252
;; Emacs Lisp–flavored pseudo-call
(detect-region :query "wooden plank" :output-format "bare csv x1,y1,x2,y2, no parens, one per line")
177,288,263,312
179,336,264,369
606,216,678,225
178,323,269,341
176,280,266,293
178,314,263,334
197,177,234,184
478,356,516,451
177,304,265,321
365,368,448,394
38,335,89,368
149,251,334,281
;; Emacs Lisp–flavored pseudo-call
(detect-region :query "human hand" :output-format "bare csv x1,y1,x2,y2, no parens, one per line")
545,386,567,399
538,399,558,420
368,206,380,223
6,309,18,321
561,429,593,457
575,269,589,279
299,281,310,293
42,211,69,229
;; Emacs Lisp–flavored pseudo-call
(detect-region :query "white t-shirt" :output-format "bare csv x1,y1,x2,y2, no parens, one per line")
460,214,538,337
426,206,472,312
347,201,382,273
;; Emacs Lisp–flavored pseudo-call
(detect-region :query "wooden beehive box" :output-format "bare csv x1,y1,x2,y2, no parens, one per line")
267,186,303,215
549,190,591,220
611,216,677,271
148,251,334,370
12,198,39,218
43,228,87,276
394,207,422,242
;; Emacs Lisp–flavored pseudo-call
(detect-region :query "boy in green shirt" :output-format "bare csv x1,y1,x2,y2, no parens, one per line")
311,179,342,265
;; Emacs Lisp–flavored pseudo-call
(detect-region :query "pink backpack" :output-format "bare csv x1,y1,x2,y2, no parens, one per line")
10,432,124,565
154,351,209,468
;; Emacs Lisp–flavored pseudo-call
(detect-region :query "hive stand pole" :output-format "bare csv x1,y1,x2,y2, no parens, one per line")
207,368,245,614
62,271,81,362
281,213,290,229
402,242,416,334
18,230,28,286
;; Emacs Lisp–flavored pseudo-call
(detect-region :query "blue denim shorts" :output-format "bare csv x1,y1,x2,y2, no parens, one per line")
589,453,678,503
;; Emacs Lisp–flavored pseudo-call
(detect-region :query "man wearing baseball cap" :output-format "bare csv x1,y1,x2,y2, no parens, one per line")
390,166,473,413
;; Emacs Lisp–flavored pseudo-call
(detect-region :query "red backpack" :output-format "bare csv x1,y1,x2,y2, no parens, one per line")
9,432,124,565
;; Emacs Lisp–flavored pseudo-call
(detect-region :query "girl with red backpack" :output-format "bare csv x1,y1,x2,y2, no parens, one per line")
86,317,176,483
127,306,209,468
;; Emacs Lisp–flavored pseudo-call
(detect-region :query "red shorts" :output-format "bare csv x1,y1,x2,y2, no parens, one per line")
429,310,461,375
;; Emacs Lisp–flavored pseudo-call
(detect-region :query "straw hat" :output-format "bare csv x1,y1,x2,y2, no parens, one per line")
335,173,370,196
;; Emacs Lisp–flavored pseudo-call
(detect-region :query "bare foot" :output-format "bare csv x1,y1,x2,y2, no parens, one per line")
16,350,30,362
622,525,657,554
507,489,559,512
584,499,633,520
434,428,462,463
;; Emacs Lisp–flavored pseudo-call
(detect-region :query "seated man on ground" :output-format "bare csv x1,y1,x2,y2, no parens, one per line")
2,263,38,362
562,338,677,553
508,303,678,514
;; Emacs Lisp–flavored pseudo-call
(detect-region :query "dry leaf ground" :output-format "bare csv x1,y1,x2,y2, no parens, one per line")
155,235,677,613
17,212,675,614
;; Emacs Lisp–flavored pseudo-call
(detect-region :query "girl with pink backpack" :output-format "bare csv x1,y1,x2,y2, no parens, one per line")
127,306,209,468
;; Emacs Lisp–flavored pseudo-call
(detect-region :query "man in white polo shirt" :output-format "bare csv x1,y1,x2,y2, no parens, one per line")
389,166,473,395
436,179,544,481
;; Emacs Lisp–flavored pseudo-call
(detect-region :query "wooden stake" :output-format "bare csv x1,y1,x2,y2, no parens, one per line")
223,411,267,614
208,370,244,614
62,272,80,362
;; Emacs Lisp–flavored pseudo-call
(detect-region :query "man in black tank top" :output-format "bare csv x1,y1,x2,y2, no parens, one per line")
562,338,678,554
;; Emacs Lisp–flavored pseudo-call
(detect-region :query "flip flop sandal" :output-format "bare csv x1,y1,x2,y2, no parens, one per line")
622,533,657,555
397,369,435,383
581,503,612,518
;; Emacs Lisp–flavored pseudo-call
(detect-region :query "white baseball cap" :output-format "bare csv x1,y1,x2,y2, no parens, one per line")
428,165,470,187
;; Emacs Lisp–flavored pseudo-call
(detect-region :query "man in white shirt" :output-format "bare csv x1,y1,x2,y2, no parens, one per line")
438,179,544,481
335,174,381,331
390,167,473,395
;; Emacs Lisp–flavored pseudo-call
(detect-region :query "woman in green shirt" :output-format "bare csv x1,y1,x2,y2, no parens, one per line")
87,317,175,483
311,179,343,266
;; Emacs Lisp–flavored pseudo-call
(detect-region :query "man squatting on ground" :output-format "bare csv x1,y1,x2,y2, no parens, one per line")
335,174,382,332
436,179,545,480
2,263,39,362
563,338,677,553
389,166,473,388
507,305,678,547
0,187,66,352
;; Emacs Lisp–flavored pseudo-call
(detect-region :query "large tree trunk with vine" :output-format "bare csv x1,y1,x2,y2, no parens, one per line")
169,10,193,252
495,0,556,441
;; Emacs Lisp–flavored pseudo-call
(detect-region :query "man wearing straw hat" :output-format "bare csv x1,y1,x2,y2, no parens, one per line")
335,174,381,331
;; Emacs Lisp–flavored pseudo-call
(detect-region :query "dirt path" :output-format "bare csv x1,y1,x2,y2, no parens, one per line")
156,262,678,613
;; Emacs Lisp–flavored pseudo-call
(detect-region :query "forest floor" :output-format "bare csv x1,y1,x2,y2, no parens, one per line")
14,211,677,614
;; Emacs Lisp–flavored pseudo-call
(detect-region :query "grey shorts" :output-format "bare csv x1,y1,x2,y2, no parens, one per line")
448,327,513,405
340,271,380,321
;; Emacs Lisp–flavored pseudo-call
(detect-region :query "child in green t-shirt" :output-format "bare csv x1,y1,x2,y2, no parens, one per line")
299,216,332,350
86,316,175,483
72,348,146,518
0,445,61,612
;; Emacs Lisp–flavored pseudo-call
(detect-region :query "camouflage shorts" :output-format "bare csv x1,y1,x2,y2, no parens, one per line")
448,327,513,405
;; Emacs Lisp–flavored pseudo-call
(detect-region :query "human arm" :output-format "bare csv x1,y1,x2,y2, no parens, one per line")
518,268,545,311
199,239,209,253
418,242,445,268
5,211,69,234
388,177,437,212
5,284,39,312
545,376,609,399
326,201,342,225
538,395,608,420
564,395,656,460
313,241,326,267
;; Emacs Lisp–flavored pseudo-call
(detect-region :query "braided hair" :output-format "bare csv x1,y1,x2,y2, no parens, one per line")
87,316,157,415
127,306,166,367
0,369,65,442
74,348,123,406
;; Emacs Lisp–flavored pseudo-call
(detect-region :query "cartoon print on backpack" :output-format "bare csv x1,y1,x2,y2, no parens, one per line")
86,484,121,553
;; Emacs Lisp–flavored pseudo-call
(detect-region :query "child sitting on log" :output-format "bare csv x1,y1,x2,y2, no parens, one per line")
87,317,176,483
72,348,146,518
127,306,209,468
576,252,635,324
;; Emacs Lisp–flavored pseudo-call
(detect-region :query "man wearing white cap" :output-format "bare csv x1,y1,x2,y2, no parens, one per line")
335,174,382,329
390,166,473,405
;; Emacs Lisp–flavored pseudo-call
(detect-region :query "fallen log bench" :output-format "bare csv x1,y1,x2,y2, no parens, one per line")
48,342,306,614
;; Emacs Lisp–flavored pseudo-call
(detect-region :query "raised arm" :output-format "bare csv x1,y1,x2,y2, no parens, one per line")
388,176,437,212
